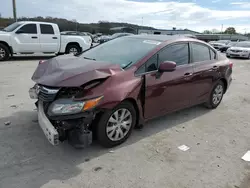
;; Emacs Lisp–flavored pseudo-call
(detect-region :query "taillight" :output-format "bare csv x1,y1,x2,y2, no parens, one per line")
229,61,233,68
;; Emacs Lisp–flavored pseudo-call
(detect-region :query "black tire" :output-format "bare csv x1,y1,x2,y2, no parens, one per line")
0,43,10,61
204,80,225,109
65,44,81,55
96,101,136,148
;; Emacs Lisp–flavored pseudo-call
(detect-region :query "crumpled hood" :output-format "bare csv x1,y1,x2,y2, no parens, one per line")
230,47,250,51
32,54,123,87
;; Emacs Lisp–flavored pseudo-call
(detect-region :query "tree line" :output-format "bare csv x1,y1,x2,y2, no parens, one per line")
203,27,250,37
1,16,249,37
0,16,154,34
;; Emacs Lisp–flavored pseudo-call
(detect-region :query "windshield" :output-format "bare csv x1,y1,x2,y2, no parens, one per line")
235,42,250,48
3,22,22,32
80,37,161,68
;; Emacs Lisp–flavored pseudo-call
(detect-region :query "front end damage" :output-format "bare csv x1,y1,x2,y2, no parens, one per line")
29,84,101,148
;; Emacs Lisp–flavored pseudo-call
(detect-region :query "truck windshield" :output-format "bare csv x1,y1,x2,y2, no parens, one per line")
80,37,161,69
3,22,22,32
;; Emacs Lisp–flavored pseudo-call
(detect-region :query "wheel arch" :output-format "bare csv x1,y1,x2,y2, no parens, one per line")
65,42,82,52
0,41,13,56
220,78,228,93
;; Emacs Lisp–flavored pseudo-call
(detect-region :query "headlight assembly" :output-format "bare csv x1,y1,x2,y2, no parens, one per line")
48,96,103,116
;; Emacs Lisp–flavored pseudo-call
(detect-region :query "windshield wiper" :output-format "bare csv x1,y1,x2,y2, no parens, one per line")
122,61,133,69
83,56,96,61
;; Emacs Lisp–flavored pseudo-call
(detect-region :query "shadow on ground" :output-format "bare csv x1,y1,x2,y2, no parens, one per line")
0,105,209,188
10,56,55,61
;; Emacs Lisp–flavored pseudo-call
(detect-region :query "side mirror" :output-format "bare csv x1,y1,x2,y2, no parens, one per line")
16,29,24,34
159,61,176,72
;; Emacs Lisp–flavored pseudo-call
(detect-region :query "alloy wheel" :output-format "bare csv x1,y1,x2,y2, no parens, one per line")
0,48,6,59
106,108,132,141
69,48,78,55
212,84,223,105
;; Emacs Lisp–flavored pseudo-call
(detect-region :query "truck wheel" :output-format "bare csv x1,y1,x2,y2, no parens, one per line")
0,44,10,61
65,44,81,55
96,101,136,148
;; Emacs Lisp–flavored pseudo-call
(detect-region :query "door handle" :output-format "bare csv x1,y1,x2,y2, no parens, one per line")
52,37,58,39
212,66,218,70
31,36,38,39
184,72,193,76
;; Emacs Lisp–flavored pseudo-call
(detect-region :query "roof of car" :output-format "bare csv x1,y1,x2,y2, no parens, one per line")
18,21,58,25
126,34,192,42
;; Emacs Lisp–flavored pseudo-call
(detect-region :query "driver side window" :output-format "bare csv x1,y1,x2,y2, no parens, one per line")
158,43,189,66
135,43,189,75
17,24,37,34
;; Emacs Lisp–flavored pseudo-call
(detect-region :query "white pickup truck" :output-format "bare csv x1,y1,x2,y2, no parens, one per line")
0,21,92,61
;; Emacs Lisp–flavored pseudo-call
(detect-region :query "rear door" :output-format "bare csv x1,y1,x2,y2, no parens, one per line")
190,42,219,104
143,42,194,119
39,24,60,53
12,23,40,53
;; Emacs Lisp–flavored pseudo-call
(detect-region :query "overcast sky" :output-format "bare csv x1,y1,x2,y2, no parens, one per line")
1,0,250,33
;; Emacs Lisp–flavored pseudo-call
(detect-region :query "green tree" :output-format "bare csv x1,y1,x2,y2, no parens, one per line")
203,30,212,34
224,27,236,34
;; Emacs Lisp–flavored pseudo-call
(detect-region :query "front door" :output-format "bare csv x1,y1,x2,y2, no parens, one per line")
12,23,40,53
144,42,194,120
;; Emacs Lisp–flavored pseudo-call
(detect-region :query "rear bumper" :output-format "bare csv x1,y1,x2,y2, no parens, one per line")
38,101,59,145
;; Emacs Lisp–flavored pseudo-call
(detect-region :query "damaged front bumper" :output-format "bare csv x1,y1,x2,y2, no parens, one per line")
38,101,59,145
29,85,96,147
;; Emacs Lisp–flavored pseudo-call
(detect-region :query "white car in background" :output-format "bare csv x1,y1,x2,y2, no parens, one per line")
226,42,250,59
0,21,92,61
209,40,231,50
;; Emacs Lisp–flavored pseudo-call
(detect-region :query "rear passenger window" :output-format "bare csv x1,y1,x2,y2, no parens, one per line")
40,24,54,34
192,43,210,62
18,24,37,34
158,43,189,66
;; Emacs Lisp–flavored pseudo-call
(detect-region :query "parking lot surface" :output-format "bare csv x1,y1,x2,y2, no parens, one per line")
0,55,250,188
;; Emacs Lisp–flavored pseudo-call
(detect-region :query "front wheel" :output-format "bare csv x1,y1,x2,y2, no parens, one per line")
205,81,224,109
96,101,136,148
0,44,10,61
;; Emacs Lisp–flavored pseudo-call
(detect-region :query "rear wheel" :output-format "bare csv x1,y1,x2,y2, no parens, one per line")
0,44,10,61
96,101,136,148
65,44,81,55
205,81,224,109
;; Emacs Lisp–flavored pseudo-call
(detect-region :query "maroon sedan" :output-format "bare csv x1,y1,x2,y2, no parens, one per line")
29,35,232,148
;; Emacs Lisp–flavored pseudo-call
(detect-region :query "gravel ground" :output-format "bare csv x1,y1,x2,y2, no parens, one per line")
0,55,250,188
